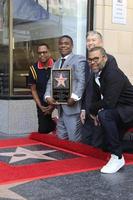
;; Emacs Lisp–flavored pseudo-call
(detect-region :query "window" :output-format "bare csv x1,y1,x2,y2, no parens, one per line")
0,0,88,97
0,0,9,96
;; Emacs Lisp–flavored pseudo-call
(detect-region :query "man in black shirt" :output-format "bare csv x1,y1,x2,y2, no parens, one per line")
28,44,56,133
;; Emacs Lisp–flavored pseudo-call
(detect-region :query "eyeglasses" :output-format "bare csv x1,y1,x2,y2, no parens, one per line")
88,57,100,64
88,55,104,64
38,51,48,55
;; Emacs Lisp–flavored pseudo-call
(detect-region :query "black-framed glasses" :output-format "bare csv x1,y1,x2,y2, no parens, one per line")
88,57,100,64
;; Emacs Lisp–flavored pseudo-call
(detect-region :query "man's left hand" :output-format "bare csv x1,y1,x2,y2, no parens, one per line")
90,114,100,126
43,105,55,115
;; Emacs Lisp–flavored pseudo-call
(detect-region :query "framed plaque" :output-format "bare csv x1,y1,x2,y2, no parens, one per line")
51,68,71,104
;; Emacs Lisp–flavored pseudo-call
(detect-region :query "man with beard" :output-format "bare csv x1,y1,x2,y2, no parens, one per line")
82,46,133,173
80,31,118,147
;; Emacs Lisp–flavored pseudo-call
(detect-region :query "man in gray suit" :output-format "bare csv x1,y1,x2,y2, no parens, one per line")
45,35,86,141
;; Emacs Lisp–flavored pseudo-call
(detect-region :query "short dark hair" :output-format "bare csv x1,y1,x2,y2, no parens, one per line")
89,46,106,56
59,35,73,45
38,43,50,50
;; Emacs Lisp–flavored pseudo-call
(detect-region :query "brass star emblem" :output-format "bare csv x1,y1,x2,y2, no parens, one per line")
55,73,67,87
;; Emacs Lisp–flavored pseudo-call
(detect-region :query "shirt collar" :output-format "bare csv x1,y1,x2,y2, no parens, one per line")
37,58,54,69
61,53,71,60
95,71,101,78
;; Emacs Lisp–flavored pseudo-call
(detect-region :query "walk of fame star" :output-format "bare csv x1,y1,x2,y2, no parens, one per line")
55,73,67,87
0,181,28,200
0,146,58,163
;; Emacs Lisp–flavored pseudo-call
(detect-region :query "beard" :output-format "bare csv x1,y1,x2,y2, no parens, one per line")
92,61,106,74
92,68,100,73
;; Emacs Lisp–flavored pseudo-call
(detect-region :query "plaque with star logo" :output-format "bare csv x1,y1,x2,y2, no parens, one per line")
52,69,71,104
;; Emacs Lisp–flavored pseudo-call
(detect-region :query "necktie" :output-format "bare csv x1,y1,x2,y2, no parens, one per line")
60,58,65,68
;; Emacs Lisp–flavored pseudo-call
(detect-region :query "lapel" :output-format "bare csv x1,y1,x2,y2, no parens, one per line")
54,53,74,69
63,53,74,68
86,72,94,84
98,64,107,87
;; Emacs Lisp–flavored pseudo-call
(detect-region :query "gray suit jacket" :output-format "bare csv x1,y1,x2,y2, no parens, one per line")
45,53,86,115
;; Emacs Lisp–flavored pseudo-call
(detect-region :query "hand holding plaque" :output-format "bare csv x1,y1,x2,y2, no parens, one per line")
51,69,71,104
67,97,76,106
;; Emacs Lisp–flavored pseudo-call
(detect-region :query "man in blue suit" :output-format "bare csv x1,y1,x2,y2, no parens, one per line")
45,35,86,142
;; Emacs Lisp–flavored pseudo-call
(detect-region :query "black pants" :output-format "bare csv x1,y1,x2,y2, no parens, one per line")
81,116,104,148
98,109,130,157
37,106,56,133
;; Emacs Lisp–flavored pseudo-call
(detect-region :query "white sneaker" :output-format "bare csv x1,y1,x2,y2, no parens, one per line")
100,154,125,174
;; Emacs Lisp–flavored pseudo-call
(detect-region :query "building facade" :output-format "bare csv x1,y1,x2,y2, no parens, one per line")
0,0,132,134
95,0,133,83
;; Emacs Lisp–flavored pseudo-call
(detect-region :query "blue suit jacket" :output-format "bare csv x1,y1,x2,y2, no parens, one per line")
45,53,86,115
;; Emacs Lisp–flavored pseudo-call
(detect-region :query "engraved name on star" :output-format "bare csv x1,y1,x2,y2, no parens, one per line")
0,146,58,163
55,73,67,87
